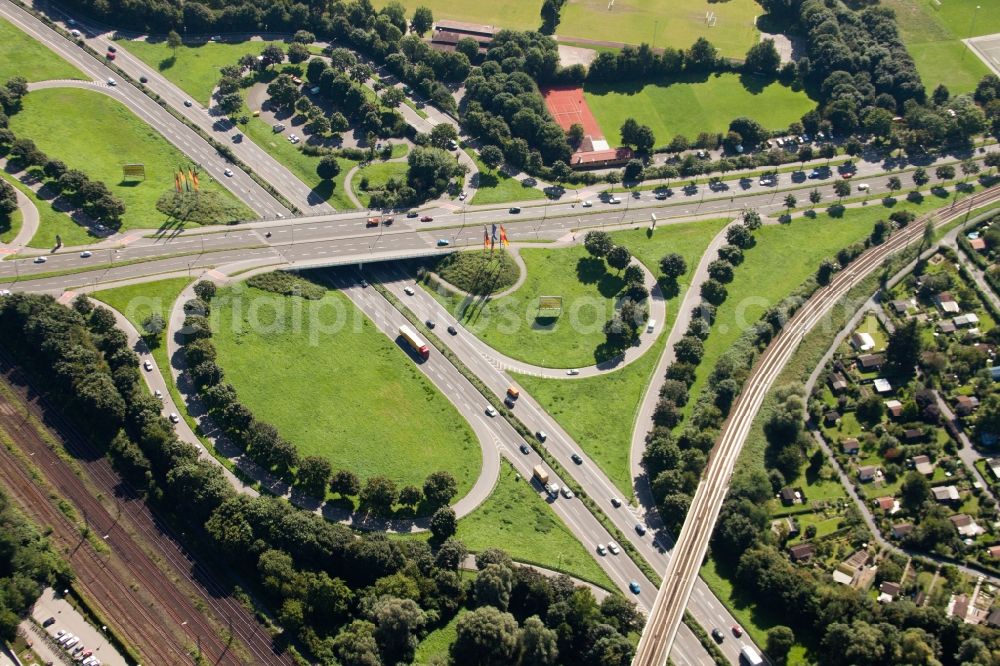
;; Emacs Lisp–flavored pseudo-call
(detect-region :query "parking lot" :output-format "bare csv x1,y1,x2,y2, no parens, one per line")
31,588,127,666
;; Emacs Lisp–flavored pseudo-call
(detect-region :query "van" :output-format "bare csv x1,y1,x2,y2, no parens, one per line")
58,633,75,645
740,645,764,666
65,636,80,649
506,387,519,400
646,319,656,333
857,183,870,191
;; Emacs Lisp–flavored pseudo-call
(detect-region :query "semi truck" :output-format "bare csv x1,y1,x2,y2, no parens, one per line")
532,465,549,485
740,646,764,666
398,325,429,360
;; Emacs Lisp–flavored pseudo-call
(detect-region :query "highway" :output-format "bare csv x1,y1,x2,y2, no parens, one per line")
0,0,289,219
631,184,1000,665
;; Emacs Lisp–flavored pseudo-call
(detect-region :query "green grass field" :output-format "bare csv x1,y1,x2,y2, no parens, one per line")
451,462,615,588
428,245,628,367
118,39,284,105
9,89,251,232
433,249,521,295
0,17,84,83
882,0,992,94
0,169,94,249
0,199,21,244
510,218,726,496
352,161,409,208
466,149,546,206
212,285,481,495
373,0,758,57
240,85,360,211
584,73,816,146
414,610,466,664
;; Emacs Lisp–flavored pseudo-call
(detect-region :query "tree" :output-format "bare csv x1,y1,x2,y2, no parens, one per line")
833,180,851,200
475,562,514,609
166,30,182,53
332,620,381,666
568,122,585,147
887,176,902,193
887,318,921,376
700,278,727,305
407,147,462,199
767,626,795,665
901,470,931,512
266,74,299,109
809,188,822,207
411,6,433,35
452,606,520,666
193,280,216,301
519,615,559,666
287,43,310,64
584,230,613,259
725,223,753,248
331,469,360,497
961,158,980,180
423,470,457,506
707,259,734,283
479,145,504,172
607,246,631,273
371,596,426,665
912,167,929,187
659,253,687,280
429,506,457,541
729,117,767,149
935,164,956,181
317,155,341,181
674,336,704,364
623,264,644,287
360,476,398,515
744,39,780,76
429,123,459,149
743,209,762,230
296,456,332,497
623,159,644,183
260,44,285,68
399,485,422,507
784,193,797,210
142,313,166,337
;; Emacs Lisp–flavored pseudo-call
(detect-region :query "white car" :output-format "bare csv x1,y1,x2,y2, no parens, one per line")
169,413,180,423
485,406,497,417
184,99,193,107
566,369,579,376
403,287,415,295
33,256,47,263
608,196,621,204
70,28,81,36
607,541,621,555
79,251,92,258
153,389,163,400
106,78,116,86
597,544,607,555
55,630,67,639
581,200,592,207
561,486,574,499
143,360,152,371
459,191,467,200
224,168,233,177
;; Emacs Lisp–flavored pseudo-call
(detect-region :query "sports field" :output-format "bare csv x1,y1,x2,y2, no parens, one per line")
9,88,251,231
882,0,992,94
212,285,481,497
584,73,816,146
0,17,83,83
372,0,758,57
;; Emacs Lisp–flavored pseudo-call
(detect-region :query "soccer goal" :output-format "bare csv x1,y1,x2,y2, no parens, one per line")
705,11,717,26
537,296,563,317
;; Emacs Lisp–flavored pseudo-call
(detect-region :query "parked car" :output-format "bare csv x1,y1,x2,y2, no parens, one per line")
43,617,55,627
459,192,467,200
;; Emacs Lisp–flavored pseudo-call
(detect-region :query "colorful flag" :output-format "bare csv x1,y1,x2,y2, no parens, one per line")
483,226,489,249
499,225,508,247
174,171,181,193
190,168,200,192
491,223,498,243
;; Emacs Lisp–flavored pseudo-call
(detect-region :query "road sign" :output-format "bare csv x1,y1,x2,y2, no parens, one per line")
122,163,146,180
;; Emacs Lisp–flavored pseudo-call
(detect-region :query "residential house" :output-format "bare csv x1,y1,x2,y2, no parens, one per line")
874,496,900,514
879,581,901,602
824,410,840,427
858,465,879,482
911,455,935,476
828,372,848,395
938,320,958,334
954,313,980,328
891,523,914,539
778,487,805,505
885,400,903,418
988,459,1000,480
832,550,870,587
873,378,893,394
857,354,885,371
932,485,961,503
969,237,987,252
903,428,926,443
890,300,909,315
948,594,970,621
842,438,860,455
789,543,816,563
934,292,961,314
955,395,980,416
950,514,985,537
852,332,876,352
987,608,1000,629
770,516,800,538
987,545,1000,559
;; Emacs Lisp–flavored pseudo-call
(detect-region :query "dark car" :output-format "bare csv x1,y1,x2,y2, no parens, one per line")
107,44,117,52
420,216,433,222
535,431,547,442
519,443,531,455
139,75,148,83
406,211,418,218
447,325,457,335
42,617,56,627
425,320,435,329
571,453,583,464
504,396,515,408
711,628,724,643
509,207,521,214
635,523,647,535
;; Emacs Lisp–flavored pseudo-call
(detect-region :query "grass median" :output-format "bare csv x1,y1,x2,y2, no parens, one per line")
0,16,84,82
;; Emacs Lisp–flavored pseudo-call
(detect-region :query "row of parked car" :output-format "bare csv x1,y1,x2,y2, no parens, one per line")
42,617,101,664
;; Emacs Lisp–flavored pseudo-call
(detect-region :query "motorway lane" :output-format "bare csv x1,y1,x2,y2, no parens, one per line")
327,271,714,666
0,0,287,219
372,264,753,663
632,186,1000,665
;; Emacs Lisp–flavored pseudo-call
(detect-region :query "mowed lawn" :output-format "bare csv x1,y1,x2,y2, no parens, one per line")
430,245,627,368
512,218,727,496
9,88,251,231
212,286,481,495
452,463,615,589
352,161,409,208
0,192,21,243
682,197,970,427
0,17,83,82
585,73,816,146
881,0,991,94
467,149,546,206
119,39,283,105
372,0,542,32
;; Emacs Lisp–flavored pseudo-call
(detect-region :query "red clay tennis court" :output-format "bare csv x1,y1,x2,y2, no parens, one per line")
541,85,604,139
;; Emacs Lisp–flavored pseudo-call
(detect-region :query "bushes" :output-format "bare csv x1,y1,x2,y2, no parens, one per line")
246,271,325,300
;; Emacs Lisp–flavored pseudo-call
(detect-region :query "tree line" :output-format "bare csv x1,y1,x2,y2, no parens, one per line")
0,77,125,229
0,290,640,665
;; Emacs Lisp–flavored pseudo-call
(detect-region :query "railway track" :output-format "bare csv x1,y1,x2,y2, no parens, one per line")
0,355,295,665
633,186,1000,665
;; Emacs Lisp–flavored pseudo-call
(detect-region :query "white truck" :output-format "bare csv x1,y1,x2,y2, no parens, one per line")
740,645,764,666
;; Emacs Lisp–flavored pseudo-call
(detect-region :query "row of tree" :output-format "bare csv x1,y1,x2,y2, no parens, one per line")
0,290,641,665
581,231,650,352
